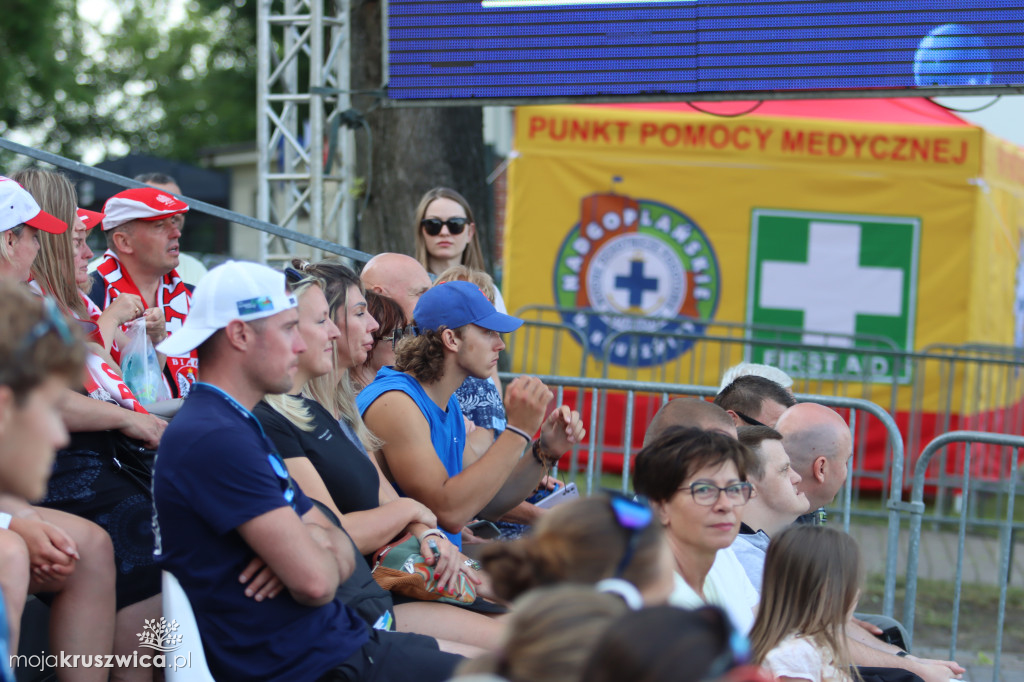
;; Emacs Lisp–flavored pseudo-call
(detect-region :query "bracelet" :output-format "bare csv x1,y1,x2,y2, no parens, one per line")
895,651,908,658
504,424,532,444
532,439,561,467
418,528,447,543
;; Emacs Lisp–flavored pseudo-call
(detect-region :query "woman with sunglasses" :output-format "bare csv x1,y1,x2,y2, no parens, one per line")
255,263,502,653
0,280,88,682
480,493,675,608
413,187,507,313
4,170,166,682
633,426,761,636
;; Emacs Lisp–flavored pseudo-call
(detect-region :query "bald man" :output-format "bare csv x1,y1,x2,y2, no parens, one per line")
643,398,737,446
775,403,852,523
360,253,433,322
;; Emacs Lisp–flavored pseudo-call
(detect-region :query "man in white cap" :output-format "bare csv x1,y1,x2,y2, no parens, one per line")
152,260,461,682
88,187,197,397
0,175,68,281
358,281,585,550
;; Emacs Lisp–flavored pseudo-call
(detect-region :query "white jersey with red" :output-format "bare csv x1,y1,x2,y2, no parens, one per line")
95,249,198,398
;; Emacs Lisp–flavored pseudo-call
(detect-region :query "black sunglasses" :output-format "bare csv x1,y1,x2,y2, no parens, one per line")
420,217,468,236
734,411,767,428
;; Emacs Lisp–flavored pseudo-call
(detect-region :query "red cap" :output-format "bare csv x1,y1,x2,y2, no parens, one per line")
76,207,106,230
101,187,189,231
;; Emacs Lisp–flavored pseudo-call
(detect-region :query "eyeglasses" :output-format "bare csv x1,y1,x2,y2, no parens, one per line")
735,411,767,427
13,296,77,363
681,481,753,506
420,217,468,236
607,491,653,578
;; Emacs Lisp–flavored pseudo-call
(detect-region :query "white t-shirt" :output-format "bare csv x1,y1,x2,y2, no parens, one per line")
763,634,849,682
667,546,759,635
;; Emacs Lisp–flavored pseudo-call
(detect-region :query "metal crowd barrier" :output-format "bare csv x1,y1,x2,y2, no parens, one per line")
499,372,908,619
901,431,1023,681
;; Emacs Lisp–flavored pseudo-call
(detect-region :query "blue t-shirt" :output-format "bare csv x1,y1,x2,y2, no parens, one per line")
357,367,465,548
153,383,368,682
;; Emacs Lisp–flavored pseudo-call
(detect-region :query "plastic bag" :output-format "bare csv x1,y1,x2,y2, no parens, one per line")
121,319,172,405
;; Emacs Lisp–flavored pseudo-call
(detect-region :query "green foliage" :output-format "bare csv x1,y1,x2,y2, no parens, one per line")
1,0,257,162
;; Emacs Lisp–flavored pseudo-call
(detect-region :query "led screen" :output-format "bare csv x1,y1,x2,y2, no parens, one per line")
385,1,1024,101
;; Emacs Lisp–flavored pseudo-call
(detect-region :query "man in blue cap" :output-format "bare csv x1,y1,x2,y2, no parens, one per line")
359,280,584,550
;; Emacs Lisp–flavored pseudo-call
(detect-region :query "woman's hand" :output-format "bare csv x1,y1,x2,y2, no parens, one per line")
418,533,478,597
9,517,79,586
120,411,168,449
103,293,146,327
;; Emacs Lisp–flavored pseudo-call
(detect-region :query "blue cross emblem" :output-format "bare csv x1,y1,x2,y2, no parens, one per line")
614,259,658,308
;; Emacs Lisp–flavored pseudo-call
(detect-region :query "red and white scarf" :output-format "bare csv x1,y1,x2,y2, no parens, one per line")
96,249,198,398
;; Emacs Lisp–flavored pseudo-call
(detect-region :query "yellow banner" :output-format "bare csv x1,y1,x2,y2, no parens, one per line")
504,103,1024,414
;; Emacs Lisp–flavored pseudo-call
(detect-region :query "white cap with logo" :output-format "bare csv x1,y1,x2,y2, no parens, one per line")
157,261,296,356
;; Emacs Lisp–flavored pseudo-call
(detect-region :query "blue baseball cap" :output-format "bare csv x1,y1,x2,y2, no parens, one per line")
414,280,523,334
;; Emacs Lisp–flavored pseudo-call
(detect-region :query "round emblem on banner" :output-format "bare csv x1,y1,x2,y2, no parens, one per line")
552,194,720,367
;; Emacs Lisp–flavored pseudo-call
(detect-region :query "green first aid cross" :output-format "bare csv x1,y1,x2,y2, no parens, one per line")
746,209,920,383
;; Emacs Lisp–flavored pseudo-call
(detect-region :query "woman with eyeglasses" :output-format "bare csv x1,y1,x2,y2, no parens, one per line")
633,426,761,635
413,187,507,314
254,262,503,654
479,493,675,608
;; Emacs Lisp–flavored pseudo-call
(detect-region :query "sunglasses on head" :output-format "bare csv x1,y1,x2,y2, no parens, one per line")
607,491,654,578
14,296,77,363
735,411,767,427
420,217,469,236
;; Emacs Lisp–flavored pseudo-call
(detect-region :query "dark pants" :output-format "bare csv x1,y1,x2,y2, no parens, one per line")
319,630,461,682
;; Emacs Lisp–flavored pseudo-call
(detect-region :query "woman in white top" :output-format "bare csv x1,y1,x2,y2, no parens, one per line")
632,426,760,634
750,525,860,682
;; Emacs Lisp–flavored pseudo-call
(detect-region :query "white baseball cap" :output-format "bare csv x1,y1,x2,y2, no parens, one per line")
0,176,68,234
157,261,297,356
101,187,189,231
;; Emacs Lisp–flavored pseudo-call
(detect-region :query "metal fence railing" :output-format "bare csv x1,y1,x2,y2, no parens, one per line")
499,373,909,619
902,431,1023,681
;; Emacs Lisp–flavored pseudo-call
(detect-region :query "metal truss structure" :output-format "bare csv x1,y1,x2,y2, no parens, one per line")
256,0,355,266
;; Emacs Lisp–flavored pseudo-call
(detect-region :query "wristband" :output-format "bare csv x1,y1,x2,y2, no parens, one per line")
0,513,11,530
418,528,446,543
504,424,532,444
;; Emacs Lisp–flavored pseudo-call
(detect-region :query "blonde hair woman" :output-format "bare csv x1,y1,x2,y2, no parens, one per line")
253,265,503,655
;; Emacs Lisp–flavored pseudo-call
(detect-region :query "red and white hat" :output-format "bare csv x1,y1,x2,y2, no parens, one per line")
76,207,106,230
101,187,189,231
0,176,68,234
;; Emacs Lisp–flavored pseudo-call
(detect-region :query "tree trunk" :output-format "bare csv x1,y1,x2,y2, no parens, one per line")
349,0,494,271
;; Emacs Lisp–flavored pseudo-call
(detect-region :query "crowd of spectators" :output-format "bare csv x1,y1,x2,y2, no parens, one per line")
0,177,968,682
